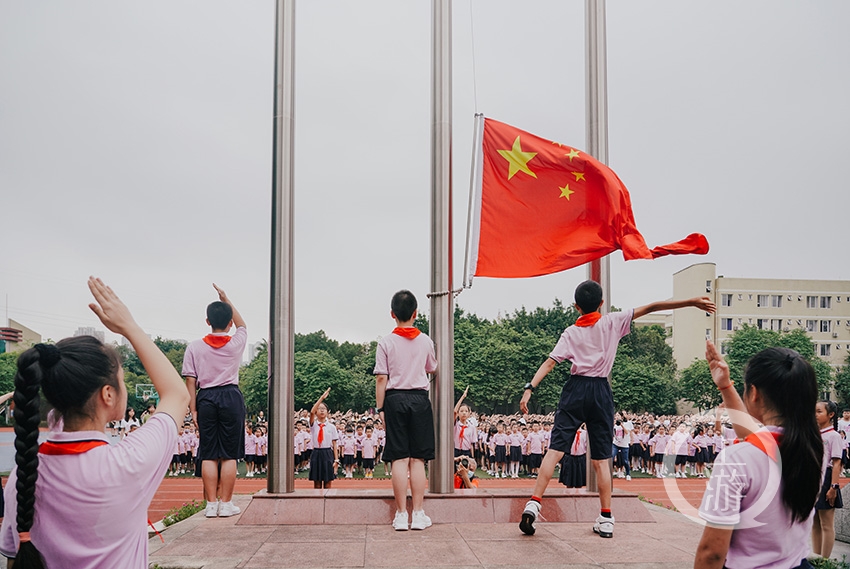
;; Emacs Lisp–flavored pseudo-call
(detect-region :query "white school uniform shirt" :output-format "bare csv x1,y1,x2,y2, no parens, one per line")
698,426,811,569
0,414,177,569
548,310,633,377
821,427,843,469
310,420,338,449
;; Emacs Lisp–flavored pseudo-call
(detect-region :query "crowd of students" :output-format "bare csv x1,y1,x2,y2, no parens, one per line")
0,278,845,569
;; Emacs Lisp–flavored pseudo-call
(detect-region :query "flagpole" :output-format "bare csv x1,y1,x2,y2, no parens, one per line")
268,0,296,495
429,0,455,495
462,113,485,289
585,0,611,495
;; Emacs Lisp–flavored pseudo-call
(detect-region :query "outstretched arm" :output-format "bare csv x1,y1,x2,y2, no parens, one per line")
310,387,331,425
705,340,757,439
87,277,189,429
454,385,469,421
633,297,715,321
213,284,246,329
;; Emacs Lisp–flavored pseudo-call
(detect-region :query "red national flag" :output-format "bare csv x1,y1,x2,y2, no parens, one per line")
468,118,708,279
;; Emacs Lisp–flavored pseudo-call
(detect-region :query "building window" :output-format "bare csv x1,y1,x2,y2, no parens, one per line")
806,320,817,332
757,295,769,307
748,294,753,301
720,343,729,355
807,296,818,308
738,294,743,301
706,328,712,338
821,320,832,333
820,344,831,357
821,296,832,309
721,319,733,331
721,294,733,307
706,280,712,293
771,295,782,308
757,319,769,330
771,319,783,332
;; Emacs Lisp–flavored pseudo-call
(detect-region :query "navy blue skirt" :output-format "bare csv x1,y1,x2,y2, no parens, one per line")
509,446,522,462
309,448,336,483
559,453,586,488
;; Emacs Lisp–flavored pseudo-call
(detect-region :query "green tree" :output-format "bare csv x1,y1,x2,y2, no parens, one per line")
240,342,269,415
725,325,833,396
293,350,356,411
611,357,678,415
679,360,719,411
724,325,780,389
834,354,850,405
0,352,18,393
505,299,578,338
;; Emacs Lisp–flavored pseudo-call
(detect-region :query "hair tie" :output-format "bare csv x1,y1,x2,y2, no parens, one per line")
34,343,61,369
18,531,31,543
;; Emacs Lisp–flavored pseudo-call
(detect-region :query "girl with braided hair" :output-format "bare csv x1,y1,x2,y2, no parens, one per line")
0,277,190,568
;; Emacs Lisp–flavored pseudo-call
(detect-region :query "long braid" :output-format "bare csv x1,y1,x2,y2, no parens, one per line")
12,347,49,569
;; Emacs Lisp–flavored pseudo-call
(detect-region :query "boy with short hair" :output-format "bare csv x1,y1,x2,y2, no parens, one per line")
182,284,247,518
374,290,437,531
518,280,714,538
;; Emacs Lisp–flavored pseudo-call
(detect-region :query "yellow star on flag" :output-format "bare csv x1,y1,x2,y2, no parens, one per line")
498,136,537,180
572,172,585,181
565,148,580,161
559,184,574,200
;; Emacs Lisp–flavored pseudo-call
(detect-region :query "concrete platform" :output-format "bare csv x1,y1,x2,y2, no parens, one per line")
149,495,850,569
149,497,695,569
237,488,653,526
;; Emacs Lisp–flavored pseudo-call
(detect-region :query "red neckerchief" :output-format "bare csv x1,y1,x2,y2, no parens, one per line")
393,327,421,339
571,431,582,455
317,423,325,445
458,424,467,449
574,312,602,327
38,440,108,455
203,334,232,349
821,427,835,434
734,431,782,461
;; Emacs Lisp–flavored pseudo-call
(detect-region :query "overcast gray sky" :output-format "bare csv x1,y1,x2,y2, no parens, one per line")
1,1,848,351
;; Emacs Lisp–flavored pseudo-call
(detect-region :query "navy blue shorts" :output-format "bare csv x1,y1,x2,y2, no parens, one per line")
382,389,435,462
549,375,614,461
196,384,246,462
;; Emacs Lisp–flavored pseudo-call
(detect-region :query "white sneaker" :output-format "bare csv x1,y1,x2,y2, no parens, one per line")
593,514,614,538
410,510,432,530
625,475,631,481
204,501,220,518
218,501,241,517
519,500,540,535
392,510,409,531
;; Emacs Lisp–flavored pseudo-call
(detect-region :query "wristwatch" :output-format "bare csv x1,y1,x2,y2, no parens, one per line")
376,407,383,414
523,382,535,392
832,483,840,490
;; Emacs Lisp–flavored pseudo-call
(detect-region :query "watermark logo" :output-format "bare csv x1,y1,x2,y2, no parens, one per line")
660,408,781,529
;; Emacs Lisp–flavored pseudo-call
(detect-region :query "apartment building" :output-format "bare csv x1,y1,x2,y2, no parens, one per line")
667,263,850,370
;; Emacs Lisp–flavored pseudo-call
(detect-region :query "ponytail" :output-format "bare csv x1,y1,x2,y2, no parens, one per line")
822,400,839,431
12,346,52,569
744,348,822,524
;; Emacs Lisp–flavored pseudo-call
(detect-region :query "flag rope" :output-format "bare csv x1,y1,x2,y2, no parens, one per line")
426,288,464,299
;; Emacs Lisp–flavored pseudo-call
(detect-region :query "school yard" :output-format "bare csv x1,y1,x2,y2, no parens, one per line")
148,474,850,569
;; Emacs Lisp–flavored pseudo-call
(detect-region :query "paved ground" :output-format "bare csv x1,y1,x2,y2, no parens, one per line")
149,497,850,569
150,498,702,569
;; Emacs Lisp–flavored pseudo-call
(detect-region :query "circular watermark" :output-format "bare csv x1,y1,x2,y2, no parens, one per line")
660,407,782,530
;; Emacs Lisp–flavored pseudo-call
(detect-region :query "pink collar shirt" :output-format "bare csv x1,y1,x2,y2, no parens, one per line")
1,414,177,569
